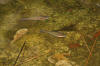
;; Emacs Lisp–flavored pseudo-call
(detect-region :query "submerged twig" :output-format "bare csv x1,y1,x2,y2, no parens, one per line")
85,39,97,66
17,48,51,65
18,55,39,65
13,41,26,66
79,32,91,54
81,34,91,54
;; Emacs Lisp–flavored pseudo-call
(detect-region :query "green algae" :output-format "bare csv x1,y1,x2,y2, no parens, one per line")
0,0,100,66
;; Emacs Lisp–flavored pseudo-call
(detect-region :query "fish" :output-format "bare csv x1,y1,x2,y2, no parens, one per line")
20,16,49,21
40,30,66,37
54,23,77,31
11,28,28,44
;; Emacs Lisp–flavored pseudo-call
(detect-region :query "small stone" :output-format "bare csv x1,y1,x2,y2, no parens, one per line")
55,60,72,66
11,28,28,44
48,56,56,64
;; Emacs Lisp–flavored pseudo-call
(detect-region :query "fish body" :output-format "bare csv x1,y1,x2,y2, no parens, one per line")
21,16,49,21
54,24,77,31
40,30,66,37
11,28,28,44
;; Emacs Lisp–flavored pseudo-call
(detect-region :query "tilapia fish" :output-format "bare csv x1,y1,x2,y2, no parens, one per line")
21,16,49,21
40,30,66,37
11,28,28,44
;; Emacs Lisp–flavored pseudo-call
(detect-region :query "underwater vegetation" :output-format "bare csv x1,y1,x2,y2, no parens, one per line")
0,0,100,66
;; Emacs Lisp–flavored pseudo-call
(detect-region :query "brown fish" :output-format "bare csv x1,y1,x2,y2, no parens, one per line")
11,28,28,44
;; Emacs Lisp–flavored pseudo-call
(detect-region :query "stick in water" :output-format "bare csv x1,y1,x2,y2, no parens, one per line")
84,39,97,66
13,41,26,66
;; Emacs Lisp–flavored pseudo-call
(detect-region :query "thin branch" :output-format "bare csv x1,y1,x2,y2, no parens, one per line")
84,39,97,66
13,41,26,66
81,34,91,54
79,32,91,54
19,55,39,65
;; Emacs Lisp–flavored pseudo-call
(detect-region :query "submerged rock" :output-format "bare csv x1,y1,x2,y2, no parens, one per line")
11,28,28,44
48,56,56,64
55,60,72,66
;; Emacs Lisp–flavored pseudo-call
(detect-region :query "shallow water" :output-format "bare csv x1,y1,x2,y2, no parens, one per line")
0,0,100,66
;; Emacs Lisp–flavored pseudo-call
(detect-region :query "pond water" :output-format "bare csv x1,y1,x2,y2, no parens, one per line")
0,0,100,66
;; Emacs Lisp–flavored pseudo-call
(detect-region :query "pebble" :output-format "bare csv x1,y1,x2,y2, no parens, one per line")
55,60,72,66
